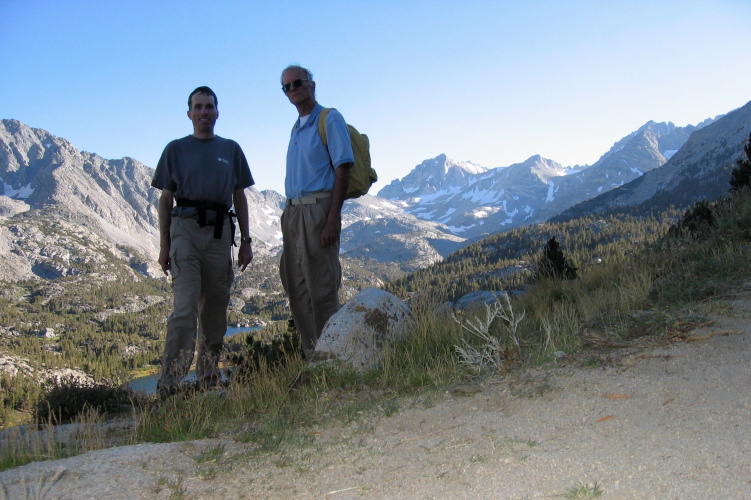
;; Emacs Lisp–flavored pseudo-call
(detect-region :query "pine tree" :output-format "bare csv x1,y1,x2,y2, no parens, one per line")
535,237,578,281
730,132,751,193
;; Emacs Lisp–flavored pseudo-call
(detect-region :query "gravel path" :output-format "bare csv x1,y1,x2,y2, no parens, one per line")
2,298,751,499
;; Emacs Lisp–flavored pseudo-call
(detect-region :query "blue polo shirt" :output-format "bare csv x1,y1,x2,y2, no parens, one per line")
285,103,354,199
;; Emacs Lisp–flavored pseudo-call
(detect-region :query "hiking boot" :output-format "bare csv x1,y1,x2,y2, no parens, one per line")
157,384,180,401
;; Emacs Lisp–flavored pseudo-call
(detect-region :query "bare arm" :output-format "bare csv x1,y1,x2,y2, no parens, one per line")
321,163,351,247
157,189,174,275
233,188,253,271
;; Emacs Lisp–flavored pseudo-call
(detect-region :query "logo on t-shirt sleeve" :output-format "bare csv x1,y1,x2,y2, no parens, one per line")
217,157,229,164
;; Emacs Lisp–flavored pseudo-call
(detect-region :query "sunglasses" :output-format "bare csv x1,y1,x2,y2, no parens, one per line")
281,78,309,93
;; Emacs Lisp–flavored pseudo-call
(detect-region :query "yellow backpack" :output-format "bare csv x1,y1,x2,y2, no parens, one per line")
318,108,377,199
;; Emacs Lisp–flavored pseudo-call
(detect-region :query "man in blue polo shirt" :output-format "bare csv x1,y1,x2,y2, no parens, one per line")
280,65,354,358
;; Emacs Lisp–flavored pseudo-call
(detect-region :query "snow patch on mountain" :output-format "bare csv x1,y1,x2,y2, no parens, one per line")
546,181,556,202
1,179,34,199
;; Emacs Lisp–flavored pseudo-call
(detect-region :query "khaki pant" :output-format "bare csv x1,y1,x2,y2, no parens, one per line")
279,198,341,356
158,217,233,391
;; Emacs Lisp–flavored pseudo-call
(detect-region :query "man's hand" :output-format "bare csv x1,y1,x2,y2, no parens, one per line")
320,163,350,247
238,241,253,271
320,216,341,247
233,189,253,271
157,189,174,276
158,246,171,275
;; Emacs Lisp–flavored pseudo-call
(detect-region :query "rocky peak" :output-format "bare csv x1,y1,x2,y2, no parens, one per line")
598,118,714,163
517,155,568,183
377,154,487,199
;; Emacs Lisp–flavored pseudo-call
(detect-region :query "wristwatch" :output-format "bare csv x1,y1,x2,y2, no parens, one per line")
240,236,252,244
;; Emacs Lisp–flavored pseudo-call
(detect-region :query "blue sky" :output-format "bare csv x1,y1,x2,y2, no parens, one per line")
2,0,750,194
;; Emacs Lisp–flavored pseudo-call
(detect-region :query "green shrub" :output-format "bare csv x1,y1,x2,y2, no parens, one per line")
35,376,131,423
669,200,715,237
730,132,751,193
534,237,578,281
227,329,303,382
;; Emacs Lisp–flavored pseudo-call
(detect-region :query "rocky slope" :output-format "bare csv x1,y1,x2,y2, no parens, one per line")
1,119,161,280
555,100,751,220
341,195,465,272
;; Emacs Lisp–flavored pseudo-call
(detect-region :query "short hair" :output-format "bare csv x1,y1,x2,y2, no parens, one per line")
188,86,218,110
281,65,313,84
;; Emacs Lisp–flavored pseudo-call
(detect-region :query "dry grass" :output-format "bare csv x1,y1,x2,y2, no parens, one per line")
0,406,115,471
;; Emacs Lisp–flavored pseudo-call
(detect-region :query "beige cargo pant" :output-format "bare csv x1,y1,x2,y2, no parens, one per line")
157,216,233,393
279,197,341,357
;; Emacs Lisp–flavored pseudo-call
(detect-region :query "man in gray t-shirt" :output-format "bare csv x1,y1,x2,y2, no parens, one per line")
150,86,254,398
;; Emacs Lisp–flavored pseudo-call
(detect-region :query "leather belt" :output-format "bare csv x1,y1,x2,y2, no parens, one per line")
286,192,332,206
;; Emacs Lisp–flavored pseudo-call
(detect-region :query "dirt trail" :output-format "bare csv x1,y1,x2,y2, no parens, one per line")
2,297,751,499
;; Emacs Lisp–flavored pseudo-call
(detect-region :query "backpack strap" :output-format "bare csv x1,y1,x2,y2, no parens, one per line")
317,108,333,147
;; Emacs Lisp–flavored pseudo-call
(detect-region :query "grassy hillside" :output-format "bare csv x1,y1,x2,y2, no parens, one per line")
384,209,682,303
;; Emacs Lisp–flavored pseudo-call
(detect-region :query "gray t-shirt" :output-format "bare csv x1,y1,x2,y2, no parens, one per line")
151,135,254,219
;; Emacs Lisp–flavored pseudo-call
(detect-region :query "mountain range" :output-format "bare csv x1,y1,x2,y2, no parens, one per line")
1,99,750,283
376,118,714,241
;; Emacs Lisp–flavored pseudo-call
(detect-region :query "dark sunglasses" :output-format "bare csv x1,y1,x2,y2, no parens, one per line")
281,78,309,93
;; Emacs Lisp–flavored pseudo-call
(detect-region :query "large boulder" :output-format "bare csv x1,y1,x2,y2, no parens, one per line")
455,290,508,312
313,287,412,371
454,290,524,314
